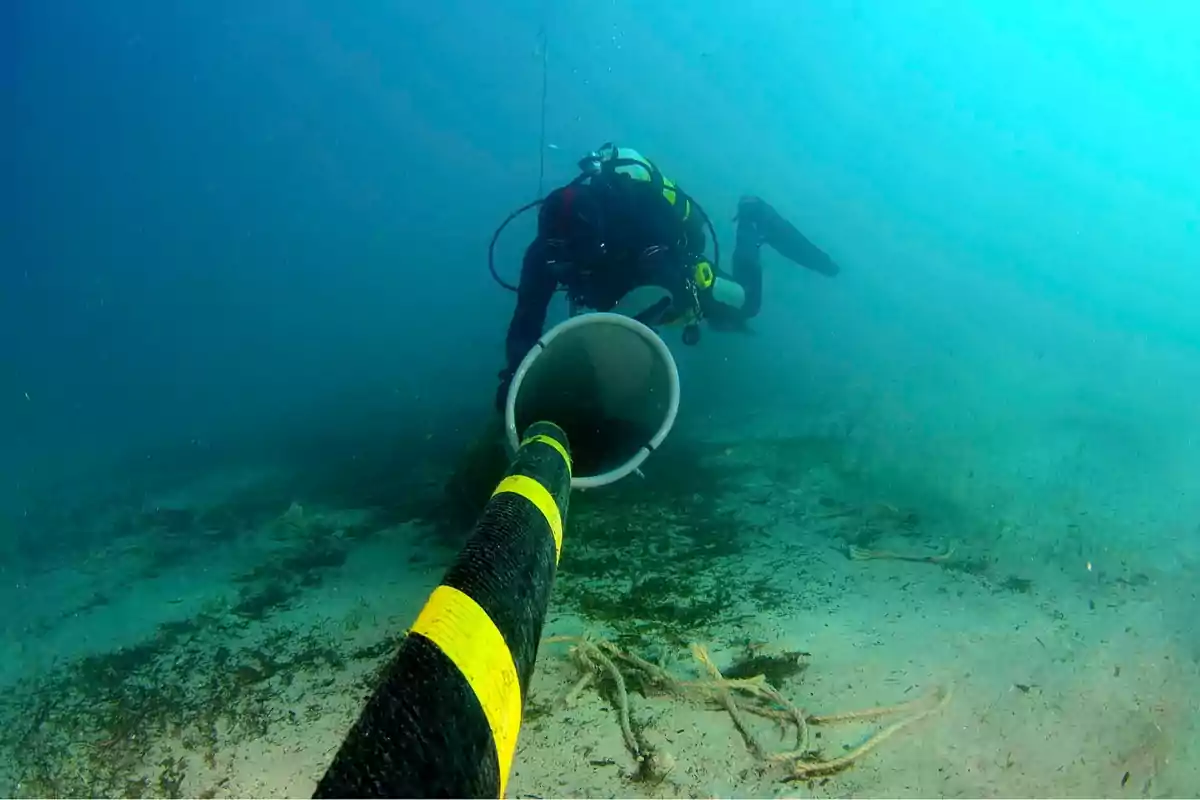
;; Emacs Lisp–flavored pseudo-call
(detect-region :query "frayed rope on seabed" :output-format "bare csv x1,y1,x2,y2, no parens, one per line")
544,634,953,782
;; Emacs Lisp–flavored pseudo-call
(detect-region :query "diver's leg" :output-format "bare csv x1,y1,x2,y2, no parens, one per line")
738,195,840,277
732,197,767,318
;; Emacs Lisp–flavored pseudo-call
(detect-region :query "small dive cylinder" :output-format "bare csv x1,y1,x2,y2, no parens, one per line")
710,276,746,310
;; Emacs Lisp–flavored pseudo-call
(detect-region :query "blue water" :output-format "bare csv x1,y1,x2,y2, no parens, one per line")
5,1,1200,796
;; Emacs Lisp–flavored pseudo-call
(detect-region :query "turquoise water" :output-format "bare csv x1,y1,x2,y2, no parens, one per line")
6,2,1200,796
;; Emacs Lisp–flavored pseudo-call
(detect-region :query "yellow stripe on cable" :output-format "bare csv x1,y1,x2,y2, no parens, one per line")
410,585,523,799
491,474,563,561
520,433,572,475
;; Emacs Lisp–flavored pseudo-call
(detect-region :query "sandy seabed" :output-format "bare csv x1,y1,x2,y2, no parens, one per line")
2,428,1198,799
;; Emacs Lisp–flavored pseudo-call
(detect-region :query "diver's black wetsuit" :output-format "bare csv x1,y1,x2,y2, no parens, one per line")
496,170,840,409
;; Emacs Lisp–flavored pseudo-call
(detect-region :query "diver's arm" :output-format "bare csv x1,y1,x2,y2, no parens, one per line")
497,186,584,407
495,241,556,410
502,239,557,378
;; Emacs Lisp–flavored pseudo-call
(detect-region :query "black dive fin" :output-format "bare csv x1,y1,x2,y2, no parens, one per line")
739,196,840,277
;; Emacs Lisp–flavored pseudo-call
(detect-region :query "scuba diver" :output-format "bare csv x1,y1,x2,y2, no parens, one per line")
490,143,841,410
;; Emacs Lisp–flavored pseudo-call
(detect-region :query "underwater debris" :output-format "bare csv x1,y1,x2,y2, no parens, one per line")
722,647,811,688
999,575,1034,594
544,634,951,783
774,685,953,779
847,543,956,565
